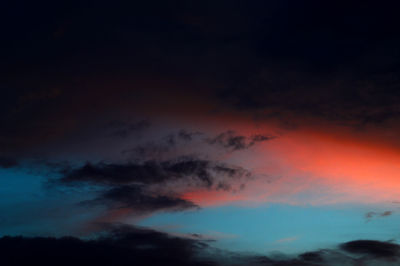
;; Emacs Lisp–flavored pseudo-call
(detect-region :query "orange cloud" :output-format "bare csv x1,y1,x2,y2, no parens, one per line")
177,121,400,207
181,189,246,207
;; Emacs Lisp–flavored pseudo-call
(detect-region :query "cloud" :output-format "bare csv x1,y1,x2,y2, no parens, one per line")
206,131,275,151
365,211,393,222
0,225,215,266
1,1,400,163
258,240,400,265
62,157,251,190
59,157,251,217
0,156,18,168
177,130,203,141
340,240,400,258
3,228,400,266
121,130,272,163
121,130,204,161
382,211,393,217
216,67,400,128
83,185,198,214
105,119,150,138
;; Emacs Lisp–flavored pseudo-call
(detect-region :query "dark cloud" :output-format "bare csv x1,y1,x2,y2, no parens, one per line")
365,211,393,222
0,156,18,168
382,211,393,217
207,131,275,151
161,131,204,147
62,158,251,189
106,119,150,138
60,157,250,216
178,130,203,141
3,230,400,266
217,73,400,127
298,251,324,263
255,240,400,265
160,130,204,148
251,240,400,265
0,225,215,266
121,130,204,161
209,1,400,126
340,240,400,258
121,130,271,162
84,185,198,214
123,143,172,161
2,1,400,160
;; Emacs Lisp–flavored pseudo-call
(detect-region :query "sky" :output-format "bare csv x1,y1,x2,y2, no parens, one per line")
2,1,400,265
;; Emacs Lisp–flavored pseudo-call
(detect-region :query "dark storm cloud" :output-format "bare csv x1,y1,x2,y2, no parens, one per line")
207,131,275,151
0,225,215,266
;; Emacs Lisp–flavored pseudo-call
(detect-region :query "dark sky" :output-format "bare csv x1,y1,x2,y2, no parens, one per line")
2,1,400,265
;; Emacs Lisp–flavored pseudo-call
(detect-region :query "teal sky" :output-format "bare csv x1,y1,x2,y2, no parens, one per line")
139,203,400,254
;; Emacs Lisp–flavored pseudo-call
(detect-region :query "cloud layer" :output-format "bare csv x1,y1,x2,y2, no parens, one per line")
3,225,400,266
